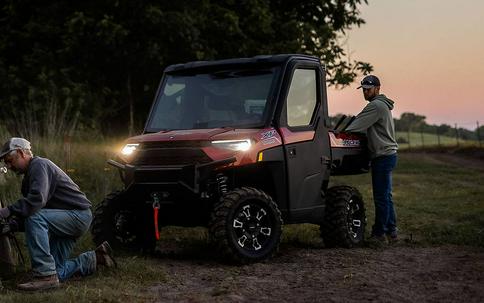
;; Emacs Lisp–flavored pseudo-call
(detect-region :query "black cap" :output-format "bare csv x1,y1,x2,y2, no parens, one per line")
357,75,381,89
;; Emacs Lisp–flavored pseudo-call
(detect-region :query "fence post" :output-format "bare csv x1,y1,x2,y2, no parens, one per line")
477,121,482,148
420,125,424,147
455,123,459,147
407,126,411,150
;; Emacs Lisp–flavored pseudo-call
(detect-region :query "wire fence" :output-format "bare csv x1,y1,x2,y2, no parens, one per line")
396,121,483,149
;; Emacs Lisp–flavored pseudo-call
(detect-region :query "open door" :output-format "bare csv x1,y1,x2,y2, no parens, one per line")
278,65,331,223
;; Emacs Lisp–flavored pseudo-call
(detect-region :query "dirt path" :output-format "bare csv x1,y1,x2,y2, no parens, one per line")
403,151,484,171
147,245,484,303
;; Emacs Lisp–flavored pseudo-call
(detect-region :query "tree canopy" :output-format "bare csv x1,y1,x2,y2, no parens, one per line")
0,0,371,136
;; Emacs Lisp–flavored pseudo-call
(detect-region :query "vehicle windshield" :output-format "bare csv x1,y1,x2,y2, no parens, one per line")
146,68,278,131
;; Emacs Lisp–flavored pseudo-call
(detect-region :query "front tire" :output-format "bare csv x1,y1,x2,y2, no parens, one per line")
320,186,366,248
91,190,156,252
209,187,283,263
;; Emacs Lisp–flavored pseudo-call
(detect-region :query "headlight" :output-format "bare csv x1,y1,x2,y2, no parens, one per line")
121,143,139,156
211,139,252,151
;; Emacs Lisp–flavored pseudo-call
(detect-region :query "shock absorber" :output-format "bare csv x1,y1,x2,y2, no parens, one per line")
216,173,228,195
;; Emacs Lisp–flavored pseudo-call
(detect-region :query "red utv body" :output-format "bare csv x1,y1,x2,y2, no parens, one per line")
92,54,369,263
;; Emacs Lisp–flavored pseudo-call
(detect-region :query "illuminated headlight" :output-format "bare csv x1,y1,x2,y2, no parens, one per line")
121,143,139,156
211,139,252,151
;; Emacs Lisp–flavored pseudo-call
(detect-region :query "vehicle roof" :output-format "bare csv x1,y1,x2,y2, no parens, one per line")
164,54,322,73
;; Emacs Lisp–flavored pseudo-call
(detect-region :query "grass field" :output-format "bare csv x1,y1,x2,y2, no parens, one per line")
331,152,484,247
0,140,483,301
396,131,480,148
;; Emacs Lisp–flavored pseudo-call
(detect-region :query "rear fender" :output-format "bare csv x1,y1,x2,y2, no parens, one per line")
329,132,370,175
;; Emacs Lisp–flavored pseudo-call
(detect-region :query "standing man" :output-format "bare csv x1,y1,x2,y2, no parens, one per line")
0,138,116,291
345,75,398,243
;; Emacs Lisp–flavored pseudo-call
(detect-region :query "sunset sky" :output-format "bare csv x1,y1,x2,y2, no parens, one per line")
327,0,484,130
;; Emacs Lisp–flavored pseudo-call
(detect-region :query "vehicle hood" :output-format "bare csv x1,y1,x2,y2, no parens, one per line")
126,128,260,143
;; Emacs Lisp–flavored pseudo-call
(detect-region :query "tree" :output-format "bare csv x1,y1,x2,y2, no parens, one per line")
395,112,427,132
0,0,372,135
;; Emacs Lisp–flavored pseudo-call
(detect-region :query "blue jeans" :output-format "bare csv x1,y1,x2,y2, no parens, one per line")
24,208,96,282
371,153,397,237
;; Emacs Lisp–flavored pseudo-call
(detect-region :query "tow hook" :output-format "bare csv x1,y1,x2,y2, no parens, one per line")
151,193,161,240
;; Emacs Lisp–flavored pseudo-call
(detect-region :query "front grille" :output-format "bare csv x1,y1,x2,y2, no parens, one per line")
132,148,212,165
134,169,181,183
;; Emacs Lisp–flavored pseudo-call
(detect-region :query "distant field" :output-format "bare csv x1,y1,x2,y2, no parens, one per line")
395,131,480,148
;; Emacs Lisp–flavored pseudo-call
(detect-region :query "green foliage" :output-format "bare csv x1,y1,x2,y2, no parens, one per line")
393,112,478,140
395,112,427,131
0,0,372,135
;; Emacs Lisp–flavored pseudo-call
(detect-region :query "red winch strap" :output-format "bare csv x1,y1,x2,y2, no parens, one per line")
153,206,160,240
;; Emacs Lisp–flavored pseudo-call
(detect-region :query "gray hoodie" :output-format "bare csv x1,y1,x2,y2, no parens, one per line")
7,157,91,218
345,94,398,159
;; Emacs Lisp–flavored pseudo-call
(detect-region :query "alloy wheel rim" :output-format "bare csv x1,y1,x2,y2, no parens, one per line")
231,202,273,252
347,198,363,239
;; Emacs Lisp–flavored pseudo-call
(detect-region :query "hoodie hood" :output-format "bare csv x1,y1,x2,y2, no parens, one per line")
345,93,398,158
372,94,394,110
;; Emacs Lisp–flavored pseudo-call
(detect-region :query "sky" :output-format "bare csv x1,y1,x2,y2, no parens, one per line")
327,0,484,129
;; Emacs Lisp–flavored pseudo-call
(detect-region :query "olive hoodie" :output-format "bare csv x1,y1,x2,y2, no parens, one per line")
345,94,398,159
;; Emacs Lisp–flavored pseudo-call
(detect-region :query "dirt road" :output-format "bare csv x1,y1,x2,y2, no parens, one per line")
403,150,484,171
147,244,484,302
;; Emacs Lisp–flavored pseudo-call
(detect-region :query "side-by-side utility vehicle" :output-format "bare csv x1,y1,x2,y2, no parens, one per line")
92,54,370,263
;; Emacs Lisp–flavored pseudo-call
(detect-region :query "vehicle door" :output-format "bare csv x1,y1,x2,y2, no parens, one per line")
278,62,330,223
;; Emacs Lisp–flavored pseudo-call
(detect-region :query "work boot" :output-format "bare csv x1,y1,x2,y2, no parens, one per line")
95,241,117,268
17,274,59,291
366,234,387,248
387,232,399,244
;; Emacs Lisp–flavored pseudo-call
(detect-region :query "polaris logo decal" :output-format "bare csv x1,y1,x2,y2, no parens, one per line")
261,130,277,140
260,129,281,145
341,139,360,147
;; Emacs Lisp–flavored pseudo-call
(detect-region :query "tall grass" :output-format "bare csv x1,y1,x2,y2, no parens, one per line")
0,136,123,205
0,134,124,259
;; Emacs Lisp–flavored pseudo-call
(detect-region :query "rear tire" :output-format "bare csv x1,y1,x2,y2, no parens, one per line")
320,186,366,248
91,190,156,253
209,187,283,263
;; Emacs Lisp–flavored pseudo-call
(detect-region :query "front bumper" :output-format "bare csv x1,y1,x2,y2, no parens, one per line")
108,157,236,193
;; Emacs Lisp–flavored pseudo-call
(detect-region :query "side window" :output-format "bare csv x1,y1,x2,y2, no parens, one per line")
286,69,318,127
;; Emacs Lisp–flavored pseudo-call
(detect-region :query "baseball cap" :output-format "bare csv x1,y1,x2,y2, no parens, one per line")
0,138,31,160
357,75,381,89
